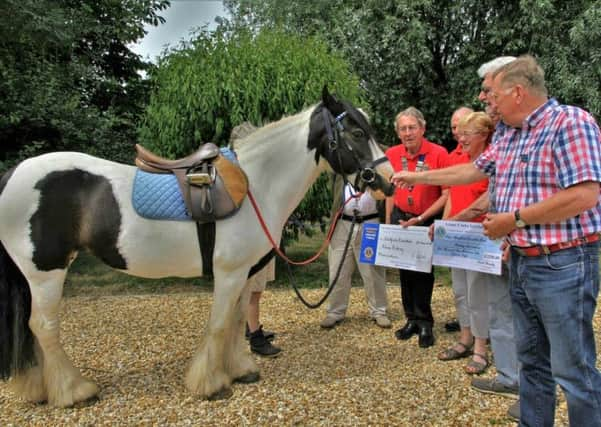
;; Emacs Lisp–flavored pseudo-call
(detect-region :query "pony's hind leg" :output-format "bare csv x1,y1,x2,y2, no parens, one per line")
185,267,253,399
10,338,46,403
24,269,98,407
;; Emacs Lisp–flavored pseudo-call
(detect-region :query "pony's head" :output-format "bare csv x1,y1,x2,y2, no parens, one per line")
308,86,393,198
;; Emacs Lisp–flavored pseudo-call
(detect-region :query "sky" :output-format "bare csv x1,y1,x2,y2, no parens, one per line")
130,0,227,62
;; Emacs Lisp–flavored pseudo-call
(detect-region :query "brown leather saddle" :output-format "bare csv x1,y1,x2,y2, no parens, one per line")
135,143,248,223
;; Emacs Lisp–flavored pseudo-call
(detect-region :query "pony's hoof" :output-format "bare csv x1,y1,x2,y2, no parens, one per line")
207,387,233,401
72,395,100,409
234,371,260,384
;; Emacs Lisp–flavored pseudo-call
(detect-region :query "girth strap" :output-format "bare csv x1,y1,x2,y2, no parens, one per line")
195,222,215,277
195,223,276,279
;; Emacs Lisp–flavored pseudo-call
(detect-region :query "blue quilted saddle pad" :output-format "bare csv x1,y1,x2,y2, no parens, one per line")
132,170,191,221
132,147,239,221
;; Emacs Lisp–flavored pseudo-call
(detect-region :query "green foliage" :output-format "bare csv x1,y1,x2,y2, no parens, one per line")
138,27,364,232
138,27,362,156
223,0,601,148
0,0,169,171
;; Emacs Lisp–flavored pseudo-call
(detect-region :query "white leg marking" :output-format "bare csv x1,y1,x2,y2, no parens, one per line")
27,270,98,407
185,268,250,398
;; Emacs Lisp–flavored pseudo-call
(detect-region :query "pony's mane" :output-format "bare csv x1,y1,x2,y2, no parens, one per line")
229,98,372,155
229,122,258,150
229,105,318,150
341,100,373,134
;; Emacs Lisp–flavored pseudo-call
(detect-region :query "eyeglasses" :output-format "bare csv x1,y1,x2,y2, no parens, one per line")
457,130,485,137
397,125,420,133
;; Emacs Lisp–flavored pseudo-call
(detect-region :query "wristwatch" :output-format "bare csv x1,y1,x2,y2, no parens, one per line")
514,209,527,228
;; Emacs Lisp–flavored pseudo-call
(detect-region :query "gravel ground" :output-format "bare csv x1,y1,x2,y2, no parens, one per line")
0,283,581,426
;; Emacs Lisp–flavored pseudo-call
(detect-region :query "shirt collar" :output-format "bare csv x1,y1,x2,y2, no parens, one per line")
405,138,429,158
522,98,557,129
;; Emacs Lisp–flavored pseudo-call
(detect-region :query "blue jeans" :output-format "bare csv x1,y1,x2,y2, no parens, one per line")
510,241,601,427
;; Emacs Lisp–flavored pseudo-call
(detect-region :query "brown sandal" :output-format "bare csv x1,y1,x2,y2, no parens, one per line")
464,352,489,375
438,342,473,361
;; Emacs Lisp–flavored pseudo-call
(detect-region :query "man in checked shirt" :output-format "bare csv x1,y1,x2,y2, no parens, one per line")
391,55,601,427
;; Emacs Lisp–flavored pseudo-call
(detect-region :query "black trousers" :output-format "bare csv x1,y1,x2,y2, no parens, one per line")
391,206,437,326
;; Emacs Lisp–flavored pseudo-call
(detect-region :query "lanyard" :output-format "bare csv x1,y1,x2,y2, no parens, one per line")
401,153,426,172
401,154,425,207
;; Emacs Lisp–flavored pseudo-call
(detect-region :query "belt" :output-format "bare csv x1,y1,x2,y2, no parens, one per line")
341,213,379,223
392,207,417,221
512,234,600,257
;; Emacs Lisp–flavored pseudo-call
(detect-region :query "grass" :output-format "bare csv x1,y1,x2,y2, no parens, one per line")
65,230,452,296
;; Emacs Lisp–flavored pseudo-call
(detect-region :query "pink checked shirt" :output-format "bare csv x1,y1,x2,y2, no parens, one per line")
475,98,601,247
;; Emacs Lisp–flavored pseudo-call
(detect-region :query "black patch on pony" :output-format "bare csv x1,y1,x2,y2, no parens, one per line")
307,87,375,172
0,167,35,380
30,169,126,271
247,250,276,279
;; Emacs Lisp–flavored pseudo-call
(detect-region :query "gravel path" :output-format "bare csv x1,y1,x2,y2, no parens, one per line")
0,284,578,426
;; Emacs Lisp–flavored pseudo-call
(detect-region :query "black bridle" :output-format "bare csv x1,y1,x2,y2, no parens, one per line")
280,104,391,309
321,107,389,192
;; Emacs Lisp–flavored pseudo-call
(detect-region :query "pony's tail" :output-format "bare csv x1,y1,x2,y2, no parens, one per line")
0,240,35,380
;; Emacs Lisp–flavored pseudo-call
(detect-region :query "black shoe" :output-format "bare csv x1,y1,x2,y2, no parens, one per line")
246,323,275,341
444,320,460,332
418,325,435,348
395,321,419,340
249,326,281,358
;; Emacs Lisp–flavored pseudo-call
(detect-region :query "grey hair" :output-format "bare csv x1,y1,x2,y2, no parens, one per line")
492,54,548,98
477,56,517,78
394,107,426,131
452,106,474,119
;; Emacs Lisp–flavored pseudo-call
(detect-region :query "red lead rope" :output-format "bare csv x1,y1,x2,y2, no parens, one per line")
247,189,361,265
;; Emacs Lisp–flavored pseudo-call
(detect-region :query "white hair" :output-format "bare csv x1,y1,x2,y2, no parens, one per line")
477,56,517,78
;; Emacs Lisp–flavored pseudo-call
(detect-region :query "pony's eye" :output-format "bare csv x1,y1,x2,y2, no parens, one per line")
352,129,365,138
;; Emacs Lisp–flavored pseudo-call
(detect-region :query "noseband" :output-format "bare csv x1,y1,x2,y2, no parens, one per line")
321,107,388,191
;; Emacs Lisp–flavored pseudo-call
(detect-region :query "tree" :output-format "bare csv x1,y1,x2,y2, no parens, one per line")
138,27,364,231
0,0,169,170
223,0,601,148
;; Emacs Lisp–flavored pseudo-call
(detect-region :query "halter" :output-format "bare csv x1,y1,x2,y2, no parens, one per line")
321,106,388,192
247,105,391,309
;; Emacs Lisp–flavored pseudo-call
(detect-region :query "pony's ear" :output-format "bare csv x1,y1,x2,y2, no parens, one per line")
322,85,341,111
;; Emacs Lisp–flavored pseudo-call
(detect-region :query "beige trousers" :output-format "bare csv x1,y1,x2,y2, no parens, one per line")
247,258,275,292
325,218,388,319
451,267,490,338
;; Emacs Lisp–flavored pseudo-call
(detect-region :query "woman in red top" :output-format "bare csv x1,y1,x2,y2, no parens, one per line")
437,112,494,375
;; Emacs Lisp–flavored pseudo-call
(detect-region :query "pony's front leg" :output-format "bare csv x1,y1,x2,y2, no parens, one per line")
15,271,98,407
185,267,253,399
228,283,259,384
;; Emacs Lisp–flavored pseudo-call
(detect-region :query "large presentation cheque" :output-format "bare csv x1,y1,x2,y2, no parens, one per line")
432,220,503,275
359,223,433,272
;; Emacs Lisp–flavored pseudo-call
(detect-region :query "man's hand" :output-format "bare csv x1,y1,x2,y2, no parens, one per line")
391,171,419,188
397,216,422,228
482,212,515,239
500,239,511,263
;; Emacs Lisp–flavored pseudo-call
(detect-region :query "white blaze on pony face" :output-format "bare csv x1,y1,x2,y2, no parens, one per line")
366,137,393,200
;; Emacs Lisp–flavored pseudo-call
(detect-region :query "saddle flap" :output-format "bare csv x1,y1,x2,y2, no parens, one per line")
185,156,249,222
